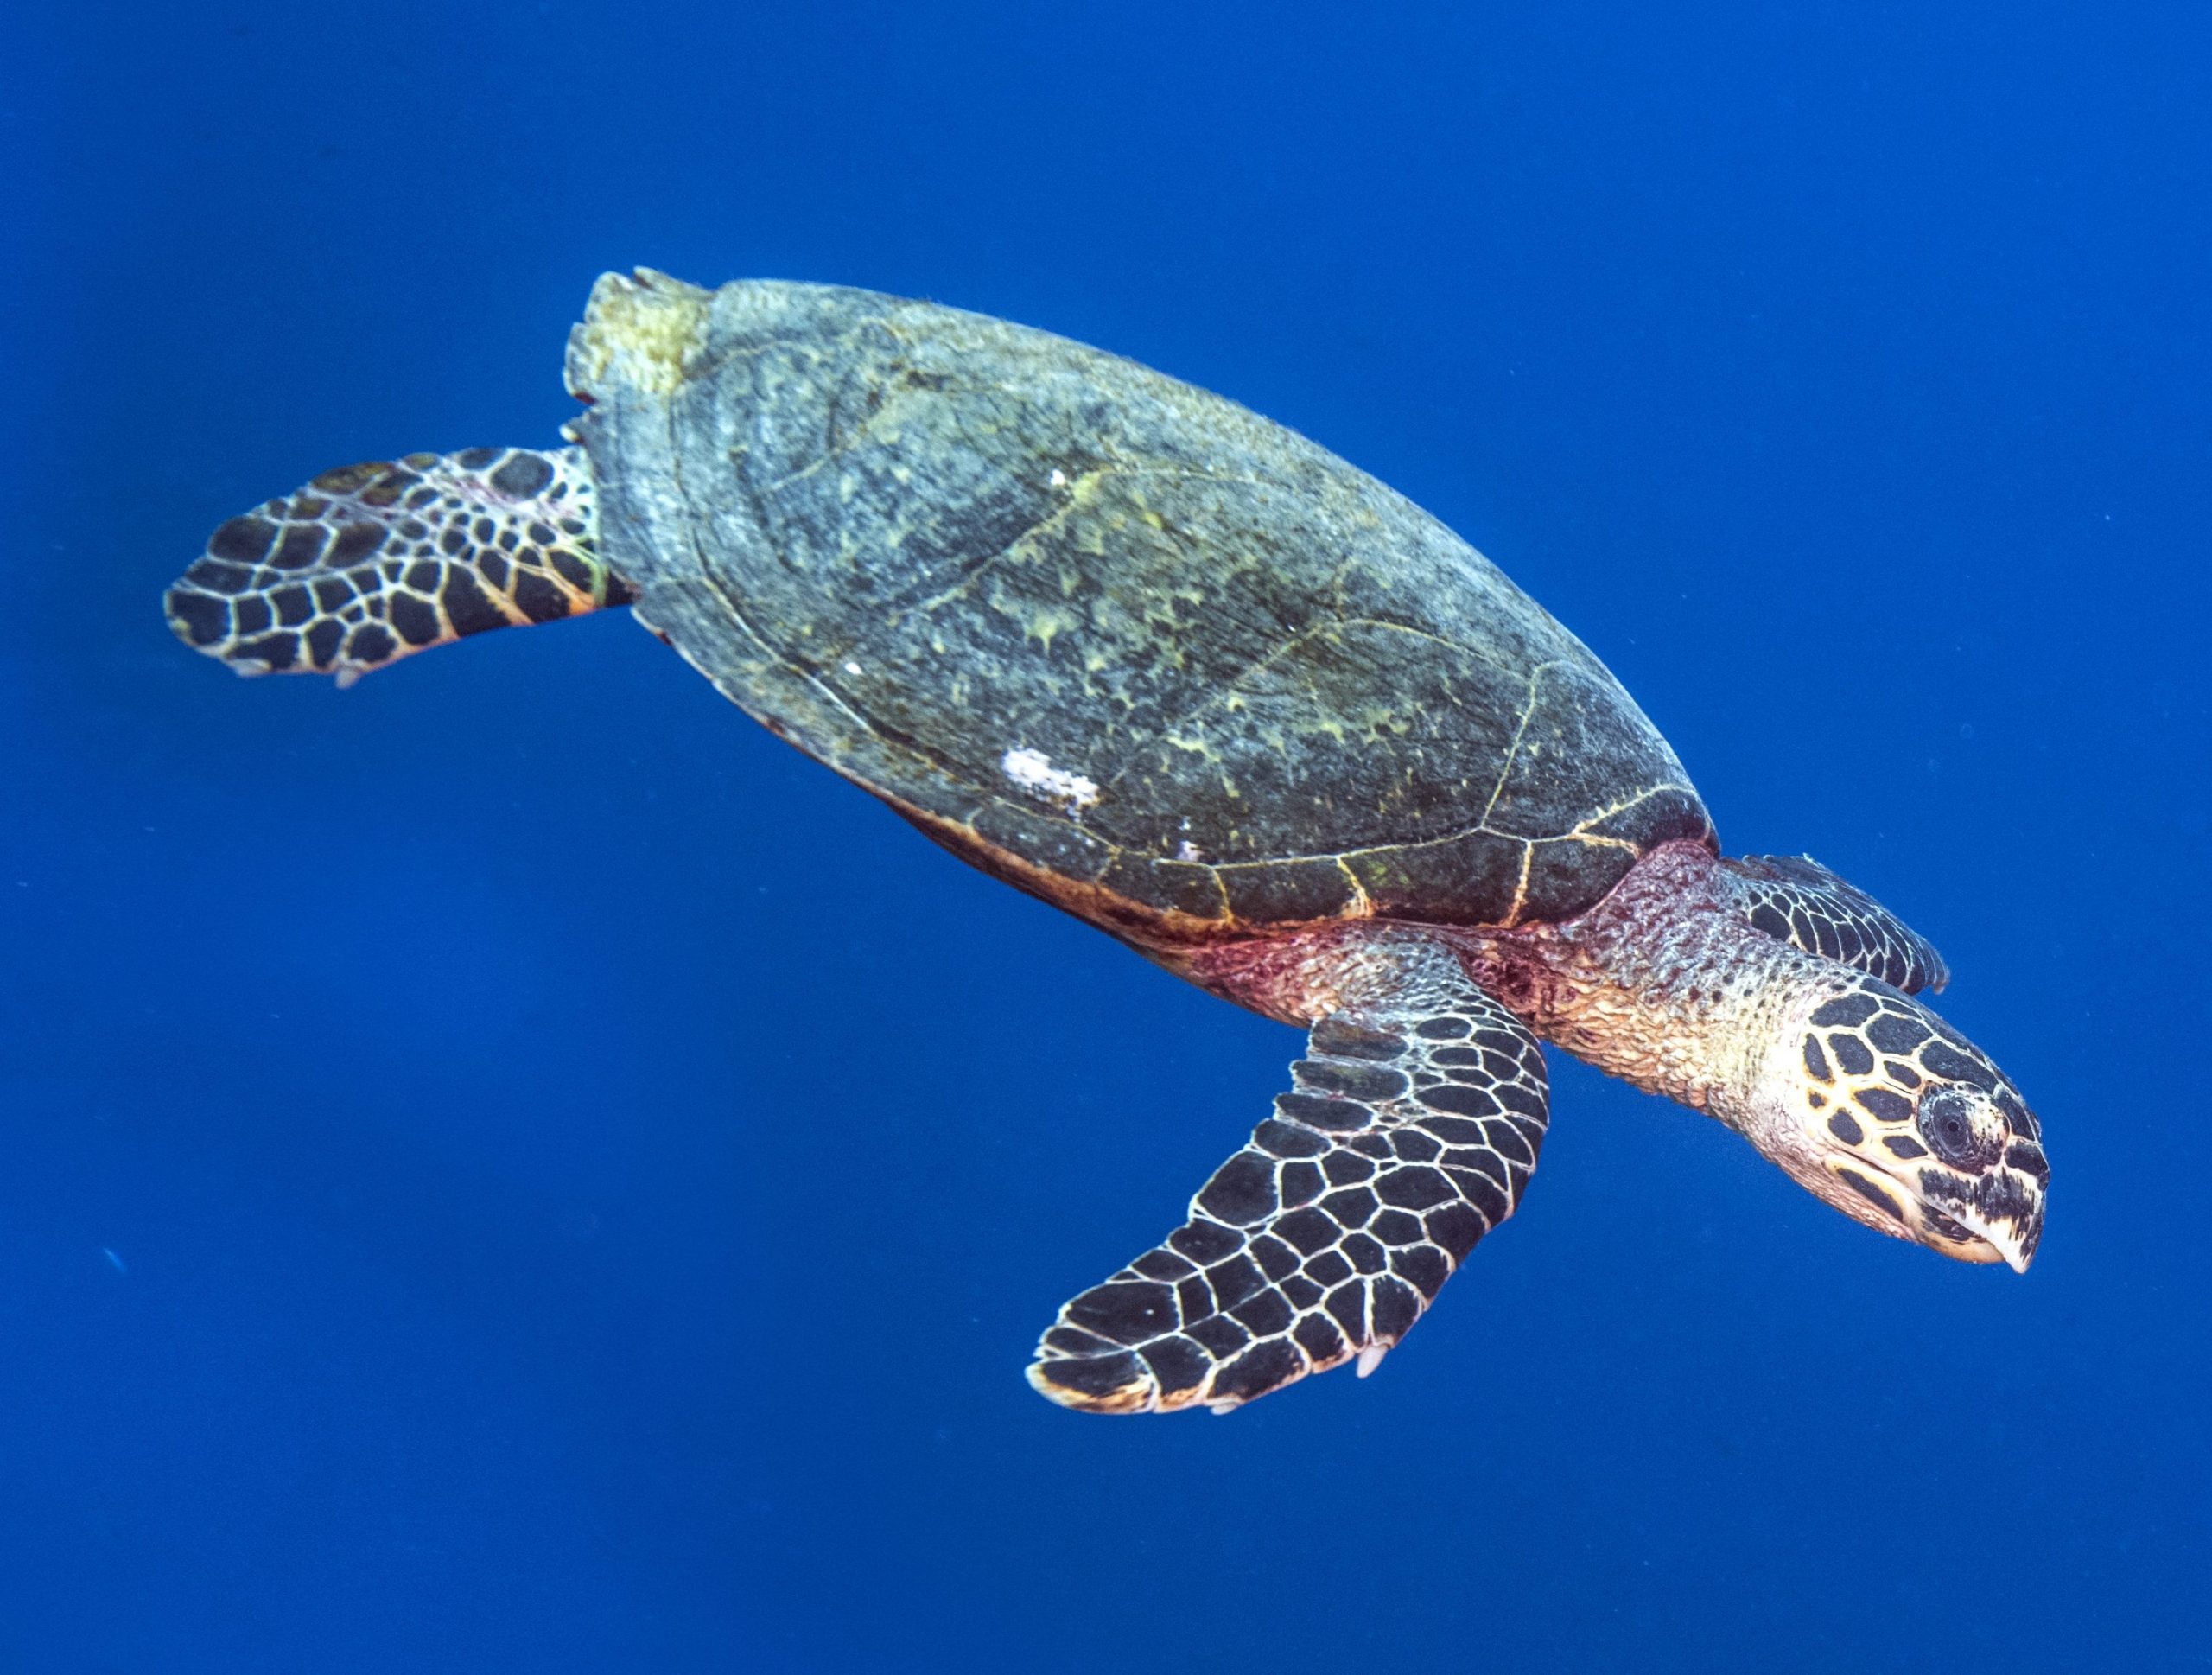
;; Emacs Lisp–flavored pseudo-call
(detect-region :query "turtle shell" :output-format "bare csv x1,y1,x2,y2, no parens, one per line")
565,271,1713,938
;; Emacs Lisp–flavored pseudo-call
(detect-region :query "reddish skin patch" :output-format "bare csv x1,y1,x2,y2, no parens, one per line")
1164,841,1727,1015
1164,924,1382,1024
1162,841,1800,1113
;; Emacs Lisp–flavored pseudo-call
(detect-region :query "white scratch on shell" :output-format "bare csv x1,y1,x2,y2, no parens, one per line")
1001,747,1100,813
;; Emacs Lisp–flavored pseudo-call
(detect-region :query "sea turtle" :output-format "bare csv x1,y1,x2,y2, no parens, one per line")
165,270,2048,1415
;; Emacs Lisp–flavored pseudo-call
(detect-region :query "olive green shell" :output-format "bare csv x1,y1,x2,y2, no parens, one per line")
565,271,1712,936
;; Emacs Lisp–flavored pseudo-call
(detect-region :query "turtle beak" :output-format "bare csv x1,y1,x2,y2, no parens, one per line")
1824,1151,2046,1273
1955,1192,2041,1274
1919,1165,2044,1274
1958,1213,2034,1274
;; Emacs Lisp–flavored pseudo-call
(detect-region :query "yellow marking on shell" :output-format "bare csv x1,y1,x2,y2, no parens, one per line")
1505,844,1536,925
1337,858,1376,915
1025,604,1080,651
1479,660,1561,825
569,269,711,399
764,394,916,495
1563,781,1701,848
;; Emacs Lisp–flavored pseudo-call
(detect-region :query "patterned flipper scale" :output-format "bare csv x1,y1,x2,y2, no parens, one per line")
1724,853,1950,994
163,446,630,686
1028,954,1548,1414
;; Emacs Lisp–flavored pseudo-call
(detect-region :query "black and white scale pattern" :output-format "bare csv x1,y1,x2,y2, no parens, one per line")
164,446,624,685
1726,853,1951,994
1029,953,1548,1414
1798,978,2048,1258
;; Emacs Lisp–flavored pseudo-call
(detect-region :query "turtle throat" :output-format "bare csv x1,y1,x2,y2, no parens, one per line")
1460,844,1800,1119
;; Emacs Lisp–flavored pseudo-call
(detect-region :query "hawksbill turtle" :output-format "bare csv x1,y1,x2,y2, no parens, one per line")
165,271,2048,1414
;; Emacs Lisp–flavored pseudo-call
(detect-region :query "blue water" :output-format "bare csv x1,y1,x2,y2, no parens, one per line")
6,4,2207,1670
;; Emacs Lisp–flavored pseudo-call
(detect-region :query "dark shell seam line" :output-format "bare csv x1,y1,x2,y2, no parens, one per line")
1477,661,1563,826
650,402,917,779
1504,843,1537,926
903,468,1098,621
901,463,1280,627
1091,615,1528,807
663,319,887,412
760,373,940,498
931,773,1692,931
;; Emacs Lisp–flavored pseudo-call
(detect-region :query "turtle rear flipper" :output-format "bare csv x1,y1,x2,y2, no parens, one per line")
1029,939,1548,1415
164,445,630,686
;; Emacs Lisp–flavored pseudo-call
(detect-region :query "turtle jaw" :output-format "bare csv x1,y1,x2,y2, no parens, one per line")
1974,1215,2037,1276
1821,1154,2044,1272
1910,1153,2044,1274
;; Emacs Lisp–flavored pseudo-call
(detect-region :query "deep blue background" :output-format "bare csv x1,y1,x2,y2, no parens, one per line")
5,4,2207,1670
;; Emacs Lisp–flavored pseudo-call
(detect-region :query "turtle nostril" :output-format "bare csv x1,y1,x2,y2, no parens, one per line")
1918,1086,1999,1169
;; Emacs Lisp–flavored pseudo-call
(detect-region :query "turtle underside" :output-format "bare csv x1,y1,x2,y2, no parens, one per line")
566,271,1712,937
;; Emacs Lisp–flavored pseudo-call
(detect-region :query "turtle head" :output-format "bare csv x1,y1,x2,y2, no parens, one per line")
1762,979,2047,1271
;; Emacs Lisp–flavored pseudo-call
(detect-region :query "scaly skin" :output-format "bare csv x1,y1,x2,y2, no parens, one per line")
1461,841,1817,1115
163,448,622,685
1175,842,2045,1271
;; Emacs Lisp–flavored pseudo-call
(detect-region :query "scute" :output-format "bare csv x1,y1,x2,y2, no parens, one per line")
566,270,1711,931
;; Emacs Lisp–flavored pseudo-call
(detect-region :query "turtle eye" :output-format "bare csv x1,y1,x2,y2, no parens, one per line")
1917,1086,2001,1169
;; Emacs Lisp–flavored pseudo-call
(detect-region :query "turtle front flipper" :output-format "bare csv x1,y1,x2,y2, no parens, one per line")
1029,946,1548,1415
164,445,632,686
1720,853,1950,993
